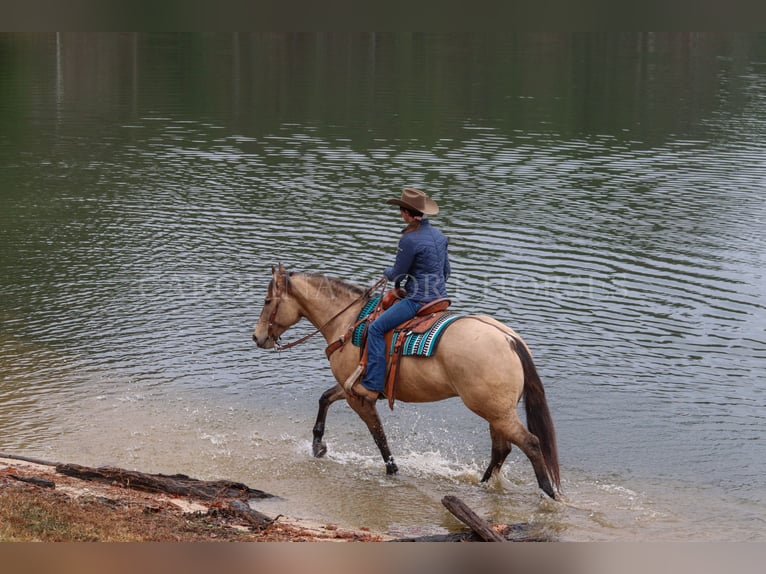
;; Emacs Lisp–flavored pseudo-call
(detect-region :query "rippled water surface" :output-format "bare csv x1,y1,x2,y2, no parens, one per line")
1,33,765,540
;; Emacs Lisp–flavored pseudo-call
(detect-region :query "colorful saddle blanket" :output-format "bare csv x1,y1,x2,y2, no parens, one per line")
351,295,460,358
352,295,381,347
388,312,461,357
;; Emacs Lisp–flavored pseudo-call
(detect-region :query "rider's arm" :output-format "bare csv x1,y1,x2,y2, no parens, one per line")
443,239,451,281
384,235,416,282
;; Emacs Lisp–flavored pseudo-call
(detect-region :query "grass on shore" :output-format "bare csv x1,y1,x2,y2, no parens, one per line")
0,481,378,542
0,483,267,542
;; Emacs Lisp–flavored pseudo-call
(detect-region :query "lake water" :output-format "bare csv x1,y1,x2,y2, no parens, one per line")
1,33,765,540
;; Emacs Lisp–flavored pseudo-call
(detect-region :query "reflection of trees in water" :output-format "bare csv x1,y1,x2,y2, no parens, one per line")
4,33,765,144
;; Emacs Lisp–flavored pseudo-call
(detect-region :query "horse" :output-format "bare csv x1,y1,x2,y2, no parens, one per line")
252,264,561,499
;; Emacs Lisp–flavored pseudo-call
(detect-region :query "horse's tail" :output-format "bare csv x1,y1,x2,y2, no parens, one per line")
511,335,561,491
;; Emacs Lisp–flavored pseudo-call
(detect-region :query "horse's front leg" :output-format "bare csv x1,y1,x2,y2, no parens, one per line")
347,395,398,475
312,384,346,458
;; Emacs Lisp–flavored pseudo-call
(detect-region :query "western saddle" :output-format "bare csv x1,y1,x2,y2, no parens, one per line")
326,289,452,409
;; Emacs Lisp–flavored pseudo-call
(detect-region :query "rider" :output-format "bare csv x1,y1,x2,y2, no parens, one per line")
351,187,451,401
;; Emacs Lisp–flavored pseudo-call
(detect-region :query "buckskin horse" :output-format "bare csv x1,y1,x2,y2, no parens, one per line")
252,264,560,499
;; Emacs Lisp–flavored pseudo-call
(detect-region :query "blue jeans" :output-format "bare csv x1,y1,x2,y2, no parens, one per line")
360,298,423,392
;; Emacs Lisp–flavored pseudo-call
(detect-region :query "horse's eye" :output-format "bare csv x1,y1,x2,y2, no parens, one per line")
264,298,272,305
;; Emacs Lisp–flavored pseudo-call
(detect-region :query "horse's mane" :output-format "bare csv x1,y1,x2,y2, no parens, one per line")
290,272,369,300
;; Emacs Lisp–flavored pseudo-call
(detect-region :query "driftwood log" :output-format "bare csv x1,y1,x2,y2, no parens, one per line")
8,474,56,488
2,453,279,533
0,452,60,467
392,496,552,542
441,495,505,542
224,499,276,529
391,523,551,542
55,463,273,501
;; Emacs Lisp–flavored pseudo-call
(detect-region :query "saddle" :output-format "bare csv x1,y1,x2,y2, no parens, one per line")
381,300,457,410
326,289,458,410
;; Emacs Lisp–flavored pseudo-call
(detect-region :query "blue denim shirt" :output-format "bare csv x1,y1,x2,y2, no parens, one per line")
384,219,451,303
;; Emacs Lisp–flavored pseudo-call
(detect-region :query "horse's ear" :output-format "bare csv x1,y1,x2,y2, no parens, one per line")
272,262,288,294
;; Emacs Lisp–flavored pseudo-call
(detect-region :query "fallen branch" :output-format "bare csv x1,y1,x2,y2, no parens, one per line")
0,452,59,467
8,474,56,489
391,522,552,542
441,495,505,542
55,463,274,501
224,499,276,530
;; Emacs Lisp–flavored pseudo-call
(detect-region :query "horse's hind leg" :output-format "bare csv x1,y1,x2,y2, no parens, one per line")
312,384,345,458
480,425,512,482
514,425,557,499
492,418,557,499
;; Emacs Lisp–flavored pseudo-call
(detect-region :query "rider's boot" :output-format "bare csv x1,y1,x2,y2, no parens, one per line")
350,380,382,402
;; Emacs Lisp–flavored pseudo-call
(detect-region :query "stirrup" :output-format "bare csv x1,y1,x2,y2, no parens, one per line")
342,364,365,393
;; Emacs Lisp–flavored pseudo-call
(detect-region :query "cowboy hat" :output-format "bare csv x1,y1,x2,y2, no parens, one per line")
386,187,439,215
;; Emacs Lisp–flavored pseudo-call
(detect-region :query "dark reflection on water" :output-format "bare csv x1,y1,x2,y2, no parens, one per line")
1,33,765,539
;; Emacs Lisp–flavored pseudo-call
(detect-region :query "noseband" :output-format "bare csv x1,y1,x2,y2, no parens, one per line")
266,296,284,348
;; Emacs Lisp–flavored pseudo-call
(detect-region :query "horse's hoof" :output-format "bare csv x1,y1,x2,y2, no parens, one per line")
312,442,327,458
541,487,558,500
385,457,398,475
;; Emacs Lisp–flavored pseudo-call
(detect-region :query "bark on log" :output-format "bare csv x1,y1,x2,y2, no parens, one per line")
0,452,60,467
225,499,275,530
441,495,505,542
8,474,56,488
54,463,273,501
391,523,552,543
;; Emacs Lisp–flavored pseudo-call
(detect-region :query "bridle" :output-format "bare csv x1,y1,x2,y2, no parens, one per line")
266,274,387,352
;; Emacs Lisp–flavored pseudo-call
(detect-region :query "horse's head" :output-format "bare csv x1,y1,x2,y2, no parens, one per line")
253,264,302,349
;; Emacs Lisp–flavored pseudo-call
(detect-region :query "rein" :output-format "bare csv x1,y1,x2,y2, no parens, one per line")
268,275,387,352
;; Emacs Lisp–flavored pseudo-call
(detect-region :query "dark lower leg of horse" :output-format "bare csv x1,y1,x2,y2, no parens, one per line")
536,470,556,500
516,433,557,500
350,399,398,475
480,428,512,483
312,385,344,458
371,420,398,475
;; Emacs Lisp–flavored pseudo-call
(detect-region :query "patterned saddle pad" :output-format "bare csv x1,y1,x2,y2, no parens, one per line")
388,312,461,357
351,295,461,358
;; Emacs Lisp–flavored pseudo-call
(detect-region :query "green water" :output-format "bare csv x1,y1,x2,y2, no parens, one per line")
1,33,765,540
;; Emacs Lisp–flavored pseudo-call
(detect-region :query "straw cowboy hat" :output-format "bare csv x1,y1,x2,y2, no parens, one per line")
386,187,439,215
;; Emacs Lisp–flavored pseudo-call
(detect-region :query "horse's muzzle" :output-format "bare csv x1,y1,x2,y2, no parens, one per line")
253,332,274,349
